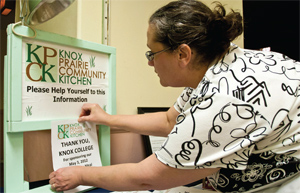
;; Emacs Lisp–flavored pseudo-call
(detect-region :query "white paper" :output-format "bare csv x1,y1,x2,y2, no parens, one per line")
22,39,109,122
51,119,102,193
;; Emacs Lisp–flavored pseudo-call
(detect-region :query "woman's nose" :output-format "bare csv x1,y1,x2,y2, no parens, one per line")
148,60,154,66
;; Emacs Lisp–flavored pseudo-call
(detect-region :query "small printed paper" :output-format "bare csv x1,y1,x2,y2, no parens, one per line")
51,119,102,193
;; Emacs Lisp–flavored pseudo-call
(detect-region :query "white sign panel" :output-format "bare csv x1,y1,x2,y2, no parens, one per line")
22,39,109,121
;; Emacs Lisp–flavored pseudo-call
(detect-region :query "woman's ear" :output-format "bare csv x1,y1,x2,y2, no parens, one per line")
177,44,192,68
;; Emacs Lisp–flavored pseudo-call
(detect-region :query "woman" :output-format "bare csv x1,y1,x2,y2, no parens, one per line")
49,0,300,192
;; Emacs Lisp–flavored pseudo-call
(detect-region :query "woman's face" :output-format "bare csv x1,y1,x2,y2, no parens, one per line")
146,24,181,87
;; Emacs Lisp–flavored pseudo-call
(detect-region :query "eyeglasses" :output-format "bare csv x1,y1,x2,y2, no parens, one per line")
145,47,171,61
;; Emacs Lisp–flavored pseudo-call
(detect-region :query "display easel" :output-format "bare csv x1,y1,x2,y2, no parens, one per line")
3,23,116,193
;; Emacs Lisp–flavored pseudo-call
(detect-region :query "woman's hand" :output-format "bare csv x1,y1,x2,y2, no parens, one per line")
49,166,83,192
78,103,110,125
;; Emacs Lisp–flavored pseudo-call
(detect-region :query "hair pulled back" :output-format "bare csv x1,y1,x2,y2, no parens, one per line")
149,0,243,66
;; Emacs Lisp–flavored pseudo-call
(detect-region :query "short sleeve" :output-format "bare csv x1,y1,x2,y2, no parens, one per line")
173,87,194,113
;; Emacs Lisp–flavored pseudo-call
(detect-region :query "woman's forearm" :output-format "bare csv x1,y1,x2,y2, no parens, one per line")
107,113,169,136
105,107,179,137
80,163,152,191
74,155,220,191
50,155,220,192
78,104,178,137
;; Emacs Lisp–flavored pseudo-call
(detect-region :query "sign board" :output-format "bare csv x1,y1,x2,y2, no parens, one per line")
22,39,109,121
3,24,116,193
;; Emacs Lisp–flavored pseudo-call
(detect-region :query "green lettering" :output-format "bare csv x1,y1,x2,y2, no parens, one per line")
26,43,43,63
42,64,56,82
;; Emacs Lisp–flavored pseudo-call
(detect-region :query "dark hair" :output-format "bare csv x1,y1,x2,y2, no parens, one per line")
149,0,243,66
